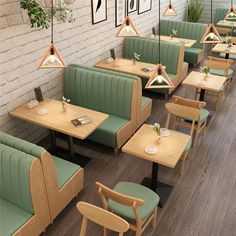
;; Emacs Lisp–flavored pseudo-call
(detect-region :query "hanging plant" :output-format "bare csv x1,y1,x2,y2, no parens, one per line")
20,0,49,29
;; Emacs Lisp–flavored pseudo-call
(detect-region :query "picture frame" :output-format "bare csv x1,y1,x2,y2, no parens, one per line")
115,0,126,27
138,0,152,15
128,0,137,13
91,0,107,24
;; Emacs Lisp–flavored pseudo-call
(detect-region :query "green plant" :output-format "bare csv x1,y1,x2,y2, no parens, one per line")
153,123,161,136
200,65,210,75
187,0,204,23
20,0,49,29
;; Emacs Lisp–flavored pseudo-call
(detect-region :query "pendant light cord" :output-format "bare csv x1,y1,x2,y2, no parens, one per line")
211,0,212,23
159,0,161,64
127,0,129,16
51,0,54,43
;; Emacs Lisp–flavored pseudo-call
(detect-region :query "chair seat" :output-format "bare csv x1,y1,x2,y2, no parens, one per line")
219,53,236,60
88,115,129,148
141,96,151,108
0,198,33,236
53,156,81,189
210,69,234,78
185,139,192,152
186,108,209,122
108,182,160,221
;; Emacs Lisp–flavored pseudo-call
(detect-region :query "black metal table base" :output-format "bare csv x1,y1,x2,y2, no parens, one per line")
141,177,173,208
48,146,91,168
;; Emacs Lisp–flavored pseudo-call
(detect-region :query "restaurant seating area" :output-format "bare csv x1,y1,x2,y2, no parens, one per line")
1,0,236,236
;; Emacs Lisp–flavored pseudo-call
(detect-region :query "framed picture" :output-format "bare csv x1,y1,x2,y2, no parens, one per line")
91,0,107,24
138,0,152,15
128,0,137,13
115,0,126,27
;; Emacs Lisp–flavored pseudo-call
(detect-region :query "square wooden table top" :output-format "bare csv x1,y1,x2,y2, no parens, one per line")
9,98,109,140
212,43,236,55
95,58,162,79
217,20,236,28
149,35,197,48
122,124,191,168
182,71,227,92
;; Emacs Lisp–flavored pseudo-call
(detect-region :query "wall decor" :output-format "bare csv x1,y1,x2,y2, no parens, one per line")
115,0,126,27
91,0,107,24
128,0,137,13
138,0,152,15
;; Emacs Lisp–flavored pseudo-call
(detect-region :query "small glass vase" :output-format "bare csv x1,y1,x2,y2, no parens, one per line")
204,74,209,81
156,135,161,145
132,59,136,65
62,104,67,113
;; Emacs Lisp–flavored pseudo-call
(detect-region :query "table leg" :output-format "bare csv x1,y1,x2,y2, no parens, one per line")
68,136,75,159
225,53,229,59
50,130,57,154
199,89,206,101
141,162,173,208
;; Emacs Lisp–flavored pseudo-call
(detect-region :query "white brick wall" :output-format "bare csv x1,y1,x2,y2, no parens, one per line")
0,0,187,142
200,0,231,23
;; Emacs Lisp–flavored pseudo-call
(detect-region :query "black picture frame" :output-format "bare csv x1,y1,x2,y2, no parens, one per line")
138,0,152,15
91,0,108,25
128,0,137,13
115,0,126,27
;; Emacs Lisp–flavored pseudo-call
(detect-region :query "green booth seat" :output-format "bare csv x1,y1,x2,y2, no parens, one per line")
159,20,207,66
108,182,160,221
122,37,185,96
219,53,236,60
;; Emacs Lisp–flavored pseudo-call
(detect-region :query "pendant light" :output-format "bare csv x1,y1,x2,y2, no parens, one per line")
163,0,177,16
224,0,236,20
145,0,174,89
38,0,66,69
116,0,139,37
200,0,222,44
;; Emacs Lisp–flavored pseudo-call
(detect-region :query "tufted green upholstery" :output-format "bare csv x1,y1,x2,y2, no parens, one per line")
108,182,160,221
159,20,207,65
0,131,45,157
64,65,137,148
123,37,180,75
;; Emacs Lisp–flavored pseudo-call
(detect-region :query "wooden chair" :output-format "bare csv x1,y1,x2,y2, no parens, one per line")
96,182,160,236
77,201,129,236
195,56,234,111
169,96,209,148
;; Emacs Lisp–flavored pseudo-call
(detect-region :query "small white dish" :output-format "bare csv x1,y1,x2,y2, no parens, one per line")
37,108,48,115
160,128,171,137
145,145,158,155
106,57,113,64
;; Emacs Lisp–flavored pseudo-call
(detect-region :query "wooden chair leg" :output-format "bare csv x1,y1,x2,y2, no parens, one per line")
181,152,189,176
80,217,88,236
152,207,158,228
103,228,108,236
135,228,142,236
193,130,199,147
216,92,222,111
114,148,119,154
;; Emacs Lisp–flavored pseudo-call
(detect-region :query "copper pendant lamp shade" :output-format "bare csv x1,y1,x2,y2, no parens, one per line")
224,3,236,20
163,1,177,16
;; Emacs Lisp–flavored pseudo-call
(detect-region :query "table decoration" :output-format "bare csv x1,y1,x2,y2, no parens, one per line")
200,66,210,81
62,96,70,112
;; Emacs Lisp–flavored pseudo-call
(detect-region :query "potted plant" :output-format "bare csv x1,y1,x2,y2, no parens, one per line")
200,65,210,80
170,29,178,39
187,0,204,23
132,52,140,65
153,123,161,144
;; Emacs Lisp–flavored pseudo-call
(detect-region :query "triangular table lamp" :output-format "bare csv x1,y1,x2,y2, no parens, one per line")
38,43,66,69
116,16,139,37
224,6,236,20
163,1,177,16
145,64,174,89
200,23,223,44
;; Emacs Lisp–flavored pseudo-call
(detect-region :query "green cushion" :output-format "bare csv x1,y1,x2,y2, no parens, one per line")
0,143,34,213
64,65,134,120
88,115,129,148
122,37,181,75
210,68,234,78
108,182,160,221
0,131,45,157
160,20,207,49
141,96,151,108
52,156,81,189
185,139,192,152
186,108,209,122
219,53,236,60
184,47,202,65
0,198,33,236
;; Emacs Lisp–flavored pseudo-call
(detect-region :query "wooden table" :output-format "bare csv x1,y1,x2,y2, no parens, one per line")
122,124,191,207
182,71,227,101
212,43,236,59
149,35,196,48
9,98,109,166
95,58,161,79
217,20,236,28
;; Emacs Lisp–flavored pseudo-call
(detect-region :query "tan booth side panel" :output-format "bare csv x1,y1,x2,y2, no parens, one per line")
138,99,152,128
196,46,206,66
14,159,51,236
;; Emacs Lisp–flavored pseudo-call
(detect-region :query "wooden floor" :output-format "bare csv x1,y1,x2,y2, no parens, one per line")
42,60,236,236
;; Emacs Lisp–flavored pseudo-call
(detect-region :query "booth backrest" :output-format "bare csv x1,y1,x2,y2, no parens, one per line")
0,131,46,157
122,37,181,75
64,65,135,120
214,8,228,25
160,20,207,49
0,143,34,213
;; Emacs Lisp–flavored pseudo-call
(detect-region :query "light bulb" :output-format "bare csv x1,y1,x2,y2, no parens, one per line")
205,32,219,41
167,8,174,14
47,55,56,63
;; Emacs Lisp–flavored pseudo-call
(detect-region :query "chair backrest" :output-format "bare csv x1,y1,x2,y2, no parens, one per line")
204,56,233,77
159,20,207,49
96,182,144,224
64,65,136,120
122,37,182,75
77,201,129,236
